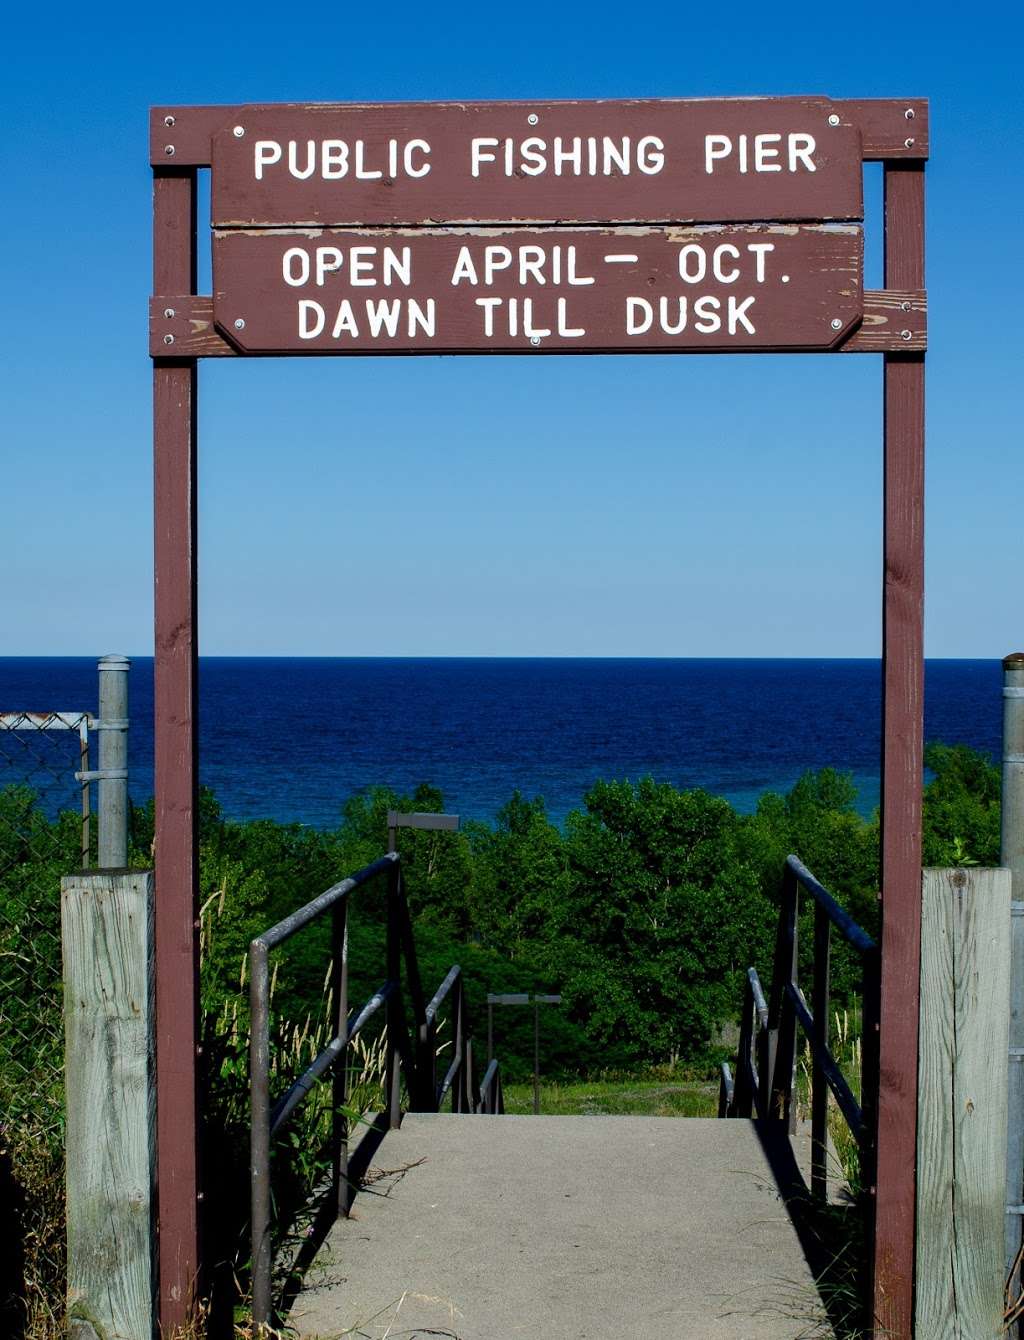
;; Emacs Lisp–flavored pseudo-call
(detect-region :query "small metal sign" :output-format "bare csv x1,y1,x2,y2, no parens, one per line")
210,98,863,228
213,224,862,354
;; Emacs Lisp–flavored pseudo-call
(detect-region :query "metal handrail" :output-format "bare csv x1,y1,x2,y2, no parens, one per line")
721,853,879,1212
249,850,501,1328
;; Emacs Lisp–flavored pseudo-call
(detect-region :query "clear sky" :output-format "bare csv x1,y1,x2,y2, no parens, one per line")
2,1,1020,657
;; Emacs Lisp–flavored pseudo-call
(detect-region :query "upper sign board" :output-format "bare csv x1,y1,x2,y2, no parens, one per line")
211,98,863,228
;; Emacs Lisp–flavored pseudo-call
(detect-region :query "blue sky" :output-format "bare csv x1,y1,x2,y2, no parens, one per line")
2,1,1020,657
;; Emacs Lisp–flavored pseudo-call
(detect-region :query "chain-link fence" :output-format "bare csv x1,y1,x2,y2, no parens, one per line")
0,710,92,1336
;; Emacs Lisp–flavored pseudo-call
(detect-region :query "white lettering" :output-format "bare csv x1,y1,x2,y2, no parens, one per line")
331,301,359,338
288,140,316,179
754,133,781,172
747,242,774,282
728,295,756,335
283,247,310,287
475,296,501,337
693,296,721,334
789,133,816,172
254,141,282,180
557,297,585,338
321,140,349,178
712,244,741,284
637,136,665,175
366,299,401,338
705,134,731,174
451,248,479,285
472,138,500,177
408,299,435,337
626,297,653,335
298,300,325,339
349,246,376,285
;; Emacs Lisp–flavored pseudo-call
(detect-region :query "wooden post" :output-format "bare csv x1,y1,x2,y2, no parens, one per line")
874,159,926,1338
62,871,155,1340
153,164,202,1333
916,868,1010,1339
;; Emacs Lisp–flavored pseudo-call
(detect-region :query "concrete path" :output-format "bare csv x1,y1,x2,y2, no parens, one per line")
290,1115,833,1339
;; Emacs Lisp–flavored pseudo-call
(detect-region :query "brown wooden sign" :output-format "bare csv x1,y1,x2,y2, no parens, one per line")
210,98,863,228
213,225,863,354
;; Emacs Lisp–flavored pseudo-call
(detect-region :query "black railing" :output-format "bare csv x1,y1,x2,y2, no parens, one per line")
720,854,879,1205
248,850,501,1327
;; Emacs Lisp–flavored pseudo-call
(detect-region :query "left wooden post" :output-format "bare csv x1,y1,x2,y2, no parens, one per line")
62,871,156,1340
153,162,201,1333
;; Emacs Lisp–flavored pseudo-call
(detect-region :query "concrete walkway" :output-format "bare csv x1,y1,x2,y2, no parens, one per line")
290,1115,833,1339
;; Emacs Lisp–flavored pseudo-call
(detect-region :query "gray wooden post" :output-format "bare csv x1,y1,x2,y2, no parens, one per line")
97,654,130,869
61,870,155,1340
1005,652,1024,1277
917,868,1011,1339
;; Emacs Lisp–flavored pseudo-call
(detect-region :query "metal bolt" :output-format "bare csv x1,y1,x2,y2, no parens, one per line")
163,307,175,319
905,107,916,120
904,137,915,149
164,144,175,156
164,115,175,127
830,317,843,331
900,329,913,342
163,334,175,345
234,318,246,331
530,335,541,346
528,113,539,126
900,301,911,313
828,114,840,127
233,125,245,138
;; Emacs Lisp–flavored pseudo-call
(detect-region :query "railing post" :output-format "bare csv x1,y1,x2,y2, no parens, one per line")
769,862,799,1127
733,976,754,1118
811,901,832,1202
1003,651,1024,1281
385,859,402,1129
860,941,881,1333
332,898,349,1217
250,938,273,1330
96,654,130,869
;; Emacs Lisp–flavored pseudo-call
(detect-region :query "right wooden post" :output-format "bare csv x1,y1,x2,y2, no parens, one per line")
874,159,926,1338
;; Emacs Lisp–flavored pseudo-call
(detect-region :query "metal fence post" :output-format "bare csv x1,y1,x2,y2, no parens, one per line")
96,654,129,869
1004,652,1024,1278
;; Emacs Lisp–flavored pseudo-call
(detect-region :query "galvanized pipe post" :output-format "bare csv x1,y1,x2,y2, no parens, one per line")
96,654,130,869
1004,652,1024,1277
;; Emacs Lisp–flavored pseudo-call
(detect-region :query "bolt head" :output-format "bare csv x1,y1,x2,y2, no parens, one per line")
828,113,840,127
163,307,175,319
904,137,915,149
164,114,175,127
164,144,175,156
900,301,911,313
900,329,913,342
528,113,539,126
233,125,245,138
234,318,246,331
163,334,175,345
530,335,541,346
905,107,916,120
830,317,843,330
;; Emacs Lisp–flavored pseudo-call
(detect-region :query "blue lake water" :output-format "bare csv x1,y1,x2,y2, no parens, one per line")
0,658,1004,828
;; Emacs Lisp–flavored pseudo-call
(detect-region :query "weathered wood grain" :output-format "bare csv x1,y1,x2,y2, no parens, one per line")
916,868,1010,1340
61,871,155,1340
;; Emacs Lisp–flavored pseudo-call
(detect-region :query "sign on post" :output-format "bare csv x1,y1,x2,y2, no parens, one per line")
213,225,863,354
211,98,864,228
152,92,928,1339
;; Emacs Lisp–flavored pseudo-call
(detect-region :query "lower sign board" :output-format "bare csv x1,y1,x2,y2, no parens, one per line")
213,225,863,354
